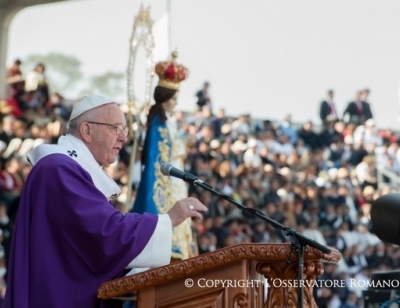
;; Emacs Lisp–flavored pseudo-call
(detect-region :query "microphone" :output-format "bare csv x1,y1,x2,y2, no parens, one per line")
160,163,210,187
370,193,400,246
161,163,331,255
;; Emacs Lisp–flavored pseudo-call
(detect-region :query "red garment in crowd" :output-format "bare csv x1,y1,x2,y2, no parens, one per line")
8,67,22,78
4,97,22,118
0,170,22,193
6,97,22,119
355,196,367,209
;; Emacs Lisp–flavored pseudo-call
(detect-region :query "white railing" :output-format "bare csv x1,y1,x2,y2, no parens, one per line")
377,168,400,190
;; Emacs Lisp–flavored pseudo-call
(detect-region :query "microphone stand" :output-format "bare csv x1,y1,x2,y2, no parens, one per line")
192,179,331,308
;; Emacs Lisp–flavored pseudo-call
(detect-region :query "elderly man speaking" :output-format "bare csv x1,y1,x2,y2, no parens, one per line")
4,95,206,308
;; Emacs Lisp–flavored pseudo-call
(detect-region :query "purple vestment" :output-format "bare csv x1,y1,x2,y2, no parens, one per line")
4,154,158,307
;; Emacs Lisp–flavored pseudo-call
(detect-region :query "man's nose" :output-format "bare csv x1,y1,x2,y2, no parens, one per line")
118,133,128,142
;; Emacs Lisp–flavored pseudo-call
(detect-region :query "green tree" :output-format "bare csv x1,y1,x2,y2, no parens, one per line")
22,52,83,95
81,71,126,100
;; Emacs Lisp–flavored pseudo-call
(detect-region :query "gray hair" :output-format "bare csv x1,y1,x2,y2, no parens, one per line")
67,107,105,136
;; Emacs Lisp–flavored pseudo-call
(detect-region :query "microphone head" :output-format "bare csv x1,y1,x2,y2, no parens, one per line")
370,193,400,246
160,163,173,176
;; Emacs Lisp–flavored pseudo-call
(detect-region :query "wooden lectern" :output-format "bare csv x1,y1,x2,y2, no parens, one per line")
98,243,340,307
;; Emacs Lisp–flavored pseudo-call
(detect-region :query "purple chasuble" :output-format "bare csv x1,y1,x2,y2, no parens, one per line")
5,154,158,307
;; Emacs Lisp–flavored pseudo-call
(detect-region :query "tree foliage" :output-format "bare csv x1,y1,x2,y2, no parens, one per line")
82,71,126,99
21,52,83,95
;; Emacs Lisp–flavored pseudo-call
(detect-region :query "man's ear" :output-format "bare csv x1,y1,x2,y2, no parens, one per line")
80,123,92,143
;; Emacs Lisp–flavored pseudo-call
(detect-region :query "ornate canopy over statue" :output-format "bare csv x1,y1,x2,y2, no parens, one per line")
124,4,156,212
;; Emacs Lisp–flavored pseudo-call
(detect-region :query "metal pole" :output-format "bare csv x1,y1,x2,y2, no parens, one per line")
124,106,137,212
167,0,172,53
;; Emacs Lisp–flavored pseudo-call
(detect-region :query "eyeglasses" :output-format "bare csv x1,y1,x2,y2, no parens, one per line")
87,121,128,136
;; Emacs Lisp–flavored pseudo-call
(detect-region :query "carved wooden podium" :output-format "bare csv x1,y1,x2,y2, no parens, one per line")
98,243,340,308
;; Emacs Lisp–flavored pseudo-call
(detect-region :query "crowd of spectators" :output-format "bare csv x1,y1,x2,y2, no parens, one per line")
1,60,400,307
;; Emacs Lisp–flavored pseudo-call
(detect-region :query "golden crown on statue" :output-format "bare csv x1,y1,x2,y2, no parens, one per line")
155,51,188,90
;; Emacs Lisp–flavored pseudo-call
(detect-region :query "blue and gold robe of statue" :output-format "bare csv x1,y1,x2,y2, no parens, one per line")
131,114,195,260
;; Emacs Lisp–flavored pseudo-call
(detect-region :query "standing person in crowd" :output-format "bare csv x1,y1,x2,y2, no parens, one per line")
131,52,198,261
360,88,373,113
319,89,339,127
195,81,212,111
24,63,50,108
4,95,207,307
5,59,26,114
343,90,373,127
6,59,23,84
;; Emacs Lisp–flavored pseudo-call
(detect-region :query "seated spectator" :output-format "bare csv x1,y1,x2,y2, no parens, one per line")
278,114,298,145
323,135,345,168
45,93,70,120
243,138,262,168
353,119,382,153
198,233,216,254
319,204,338,228
251,220,269,243
263,178,282,206
297,120,320,151
339,292,360,308
319,115,341,148
302,218,327,246
355,155,377,189
231,114,251,138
